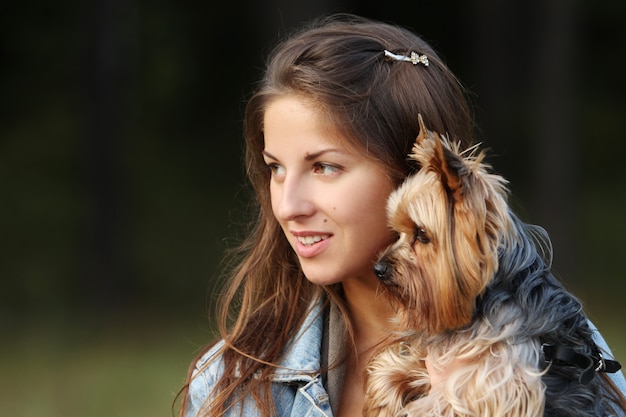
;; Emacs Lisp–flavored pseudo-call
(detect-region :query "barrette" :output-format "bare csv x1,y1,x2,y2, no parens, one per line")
384,49,429,67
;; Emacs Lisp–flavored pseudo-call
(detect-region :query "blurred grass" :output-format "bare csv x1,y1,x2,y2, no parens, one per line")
0,312,214,417
0,300,623,417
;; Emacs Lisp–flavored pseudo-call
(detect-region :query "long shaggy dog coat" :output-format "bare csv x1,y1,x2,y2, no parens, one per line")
364,116,623,417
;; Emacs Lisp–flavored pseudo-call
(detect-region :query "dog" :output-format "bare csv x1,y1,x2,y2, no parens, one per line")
363,115,622,417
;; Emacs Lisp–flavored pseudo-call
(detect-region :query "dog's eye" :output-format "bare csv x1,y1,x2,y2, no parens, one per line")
413,227,430,244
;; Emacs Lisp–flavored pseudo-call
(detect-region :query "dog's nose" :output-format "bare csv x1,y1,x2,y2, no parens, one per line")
373,262,389,280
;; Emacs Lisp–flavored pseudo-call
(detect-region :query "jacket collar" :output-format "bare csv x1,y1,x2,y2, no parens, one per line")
272,298,325,382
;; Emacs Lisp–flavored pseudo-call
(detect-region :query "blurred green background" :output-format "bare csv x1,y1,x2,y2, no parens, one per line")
1,1,625,416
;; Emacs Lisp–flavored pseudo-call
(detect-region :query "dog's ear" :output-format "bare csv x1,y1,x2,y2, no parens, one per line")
414,114,465,201
414,114,430,147
434,134,466,201
409,115,431,170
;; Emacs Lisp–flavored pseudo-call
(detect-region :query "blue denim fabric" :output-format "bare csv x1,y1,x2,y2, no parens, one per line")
590,322,626,417
185,298,626,417
185,300,333,417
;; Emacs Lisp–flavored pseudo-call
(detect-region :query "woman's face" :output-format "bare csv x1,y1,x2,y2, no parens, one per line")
263,96,396,287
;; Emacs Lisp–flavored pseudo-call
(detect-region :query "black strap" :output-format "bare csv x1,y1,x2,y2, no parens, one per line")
542,344,622,385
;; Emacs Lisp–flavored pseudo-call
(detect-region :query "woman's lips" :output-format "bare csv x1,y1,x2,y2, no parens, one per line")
292,232,332,258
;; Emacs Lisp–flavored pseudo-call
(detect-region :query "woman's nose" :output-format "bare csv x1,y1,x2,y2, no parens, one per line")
273,176,315,221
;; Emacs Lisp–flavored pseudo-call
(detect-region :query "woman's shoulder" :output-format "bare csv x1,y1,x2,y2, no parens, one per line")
190,297,326,380
184,297,329,417
186,340,227,416
589,321,626,394
194,340,227,374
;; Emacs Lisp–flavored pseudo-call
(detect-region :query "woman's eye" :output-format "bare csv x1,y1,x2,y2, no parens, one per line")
313,163,340,175
267,163,285,177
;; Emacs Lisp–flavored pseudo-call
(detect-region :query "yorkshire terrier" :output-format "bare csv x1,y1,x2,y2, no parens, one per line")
364,116,622,417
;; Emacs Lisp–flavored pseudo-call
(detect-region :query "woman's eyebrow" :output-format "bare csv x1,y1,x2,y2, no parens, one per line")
262,150,278,160
263,148,346,161
304,148,344,161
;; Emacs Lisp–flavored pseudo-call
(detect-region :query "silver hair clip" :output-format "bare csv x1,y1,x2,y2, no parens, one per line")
384,49,429,67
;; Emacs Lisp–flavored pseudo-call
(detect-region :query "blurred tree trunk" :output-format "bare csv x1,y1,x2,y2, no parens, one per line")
471,1,579,280
249,0,350,41
80,0,136,312
530,0,580,281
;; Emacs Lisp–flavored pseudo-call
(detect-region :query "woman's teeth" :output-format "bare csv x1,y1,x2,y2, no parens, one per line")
297,235,329,246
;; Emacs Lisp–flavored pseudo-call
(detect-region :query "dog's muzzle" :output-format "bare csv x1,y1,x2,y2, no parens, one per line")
373,261,391,280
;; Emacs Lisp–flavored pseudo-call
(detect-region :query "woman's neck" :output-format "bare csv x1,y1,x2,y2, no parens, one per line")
342,278,398,356
334,278,399,417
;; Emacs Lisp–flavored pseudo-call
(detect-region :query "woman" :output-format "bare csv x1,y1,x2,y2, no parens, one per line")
180,14,626,417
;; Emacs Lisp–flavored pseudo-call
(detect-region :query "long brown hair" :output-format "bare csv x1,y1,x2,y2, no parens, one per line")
179,14,475,417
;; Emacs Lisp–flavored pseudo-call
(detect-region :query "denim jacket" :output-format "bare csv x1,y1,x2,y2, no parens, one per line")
185,300,333,417
185,299,626,417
